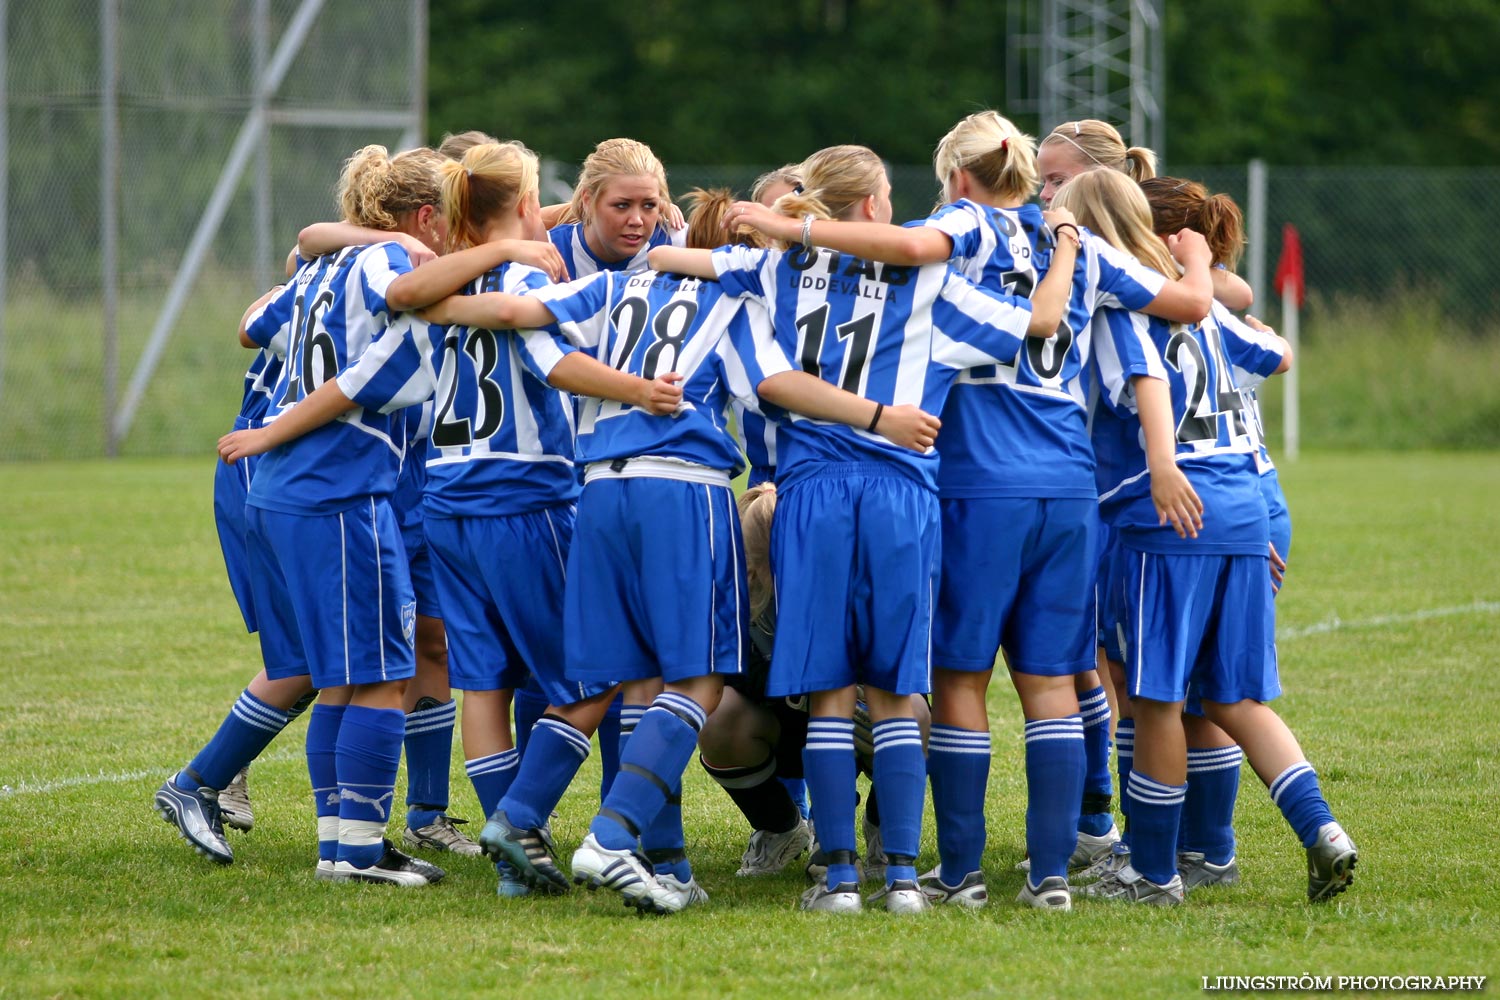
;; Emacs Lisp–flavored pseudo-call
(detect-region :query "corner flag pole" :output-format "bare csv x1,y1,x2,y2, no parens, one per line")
1274,224,1304,461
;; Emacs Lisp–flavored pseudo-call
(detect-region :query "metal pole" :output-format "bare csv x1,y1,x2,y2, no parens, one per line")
0,0,9,412
253,0,272,288
113,0,325,445
1247,158,1267,315
408,0,427,149
1282,281,1300,461
101,0,119,456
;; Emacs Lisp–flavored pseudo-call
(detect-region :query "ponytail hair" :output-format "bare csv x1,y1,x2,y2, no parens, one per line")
934,110,1039,203
772,144,885,223
562,137,673,226
1052,169,1177,278
337,144,445,231
439,140,540,252
1040,119,1157,183
681,187,769,251
1140,176,1245,270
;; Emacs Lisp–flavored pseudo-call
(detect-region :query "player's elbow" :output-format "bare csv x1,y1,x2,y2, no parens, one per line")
1274,340,1293,375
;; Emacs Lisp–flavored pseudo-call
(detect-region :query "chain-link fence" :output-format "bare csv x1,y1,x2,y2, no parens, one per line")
3,4,1492,459
1,0,422,459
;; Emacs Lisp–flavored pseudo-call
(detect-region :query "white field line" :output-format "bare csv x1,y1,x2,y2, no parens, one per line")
1276,600,1500,640
2,601,1496,801
0,746,301,800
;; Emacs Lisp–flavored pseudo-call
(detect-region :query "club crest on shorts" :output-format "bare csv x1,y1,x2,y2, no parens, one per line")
402,601,417,648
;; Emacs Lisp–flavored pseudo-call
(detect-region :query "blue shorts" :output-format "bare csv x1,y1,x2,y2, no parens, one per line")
768,465,937,698
244,498,417,690
427,506,612,706
933,497,1097,677
1096,521,1127,663
1119,548,1279,706
1263,468,1292,565
565,477,747,685
212,418,262,633
401,518,442,620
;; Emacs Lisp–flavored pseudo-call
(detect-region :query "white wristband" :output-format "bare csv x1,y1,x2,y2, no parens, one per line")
801,214,815,249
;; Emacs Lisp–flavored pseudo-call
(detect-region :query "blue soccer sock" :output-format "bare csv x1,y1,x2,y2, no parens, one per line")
1078,685,1115,837
926,723,991,880
589,693,705,860
1125,769,1186,886
871,718,926,885
597,695,624,800
1182,745,1242,864
779,777,811,820
403,697,456,829
513,685,548,761
464,747,519,820
1268,761,1337,847
179,689,291,791
305,702,345,863
335,705,405,869
1115,717,1135,848
1024,715,1086,883
501,716,591,829
611,702,689,879
804,717,858,888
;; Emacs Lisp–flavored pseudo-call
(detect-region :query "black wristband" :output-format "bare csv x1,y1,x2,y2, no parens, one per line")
1054,223,1080,243
866,402,884,432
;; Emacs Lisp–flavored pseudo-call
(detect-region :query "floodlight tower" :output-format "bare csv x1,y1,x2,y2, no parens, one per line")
1007,0,1165,158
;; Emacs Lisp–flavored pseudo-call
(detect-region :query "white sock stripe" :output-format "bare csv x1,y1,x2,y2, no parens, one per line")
404,719,458,736
654,692,708,729
1025,731,1085,743
235,692,290,727
1080,708,1112,727
927,732,992,748
1187,747,1244,765
231,701,289,734
535,719,592,755
1126,784,1185,806
1128,771,1185,797
872,720,922,747
1077,689,1109,709
1024,717,1084,732
1269,761,1316,804
464,750,520,776
807,719,855,734
406,700,457,723
1188,759,1246,774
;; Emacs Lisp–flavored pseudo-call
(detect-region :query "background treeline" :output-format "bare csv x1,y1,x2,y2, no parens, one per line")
428,0,1500,168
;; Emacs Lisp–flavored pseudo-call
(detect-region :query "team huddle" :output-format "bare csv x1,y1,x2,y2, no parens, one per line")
154,111,1357,915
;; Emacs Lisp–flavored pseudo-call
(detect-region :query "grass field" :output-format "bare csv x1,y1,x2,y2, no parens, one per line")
2,453,1497,998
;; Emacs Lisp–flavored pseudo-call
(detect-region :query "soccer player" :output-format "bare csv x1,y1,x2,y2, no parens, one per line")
546,137,685,279
215,143,562,885
716,116,1211,910
1063,168,1356,905
220,140,689,897
420,191,942,914
649,143,1082,914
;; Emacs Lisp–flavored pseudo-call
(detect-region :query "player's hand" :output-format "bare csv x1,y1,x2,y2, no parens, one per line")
874,404,941,454
722,201,795,243
639,372,684,415
1269,540,1287,593
218,428,272,464
504,239,569,283
663,202,687,231
394,233,438,269
416,295,457,326
1150,462,1204,538
1167,229,1211,269
1042,206,1077,231
1244,314,1276,334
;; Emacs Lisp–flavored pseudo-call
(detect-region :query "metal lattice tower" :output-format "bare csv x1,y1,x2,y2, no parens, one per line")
1009,0,1165,158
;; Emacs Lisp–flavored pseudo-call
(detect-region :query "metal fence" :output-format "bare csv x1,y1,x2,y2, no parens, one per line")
1,5,1492,459
0,0,422,459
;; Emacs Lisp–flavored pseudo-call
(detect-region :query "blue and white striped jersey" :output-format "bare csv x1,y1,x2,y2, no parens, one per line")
933,209,1167,499
548,221,684,280
245,244,415,515
529,268,792,476
710,244,1035,492
334,262,581,519
237,347,285,425
1213,304,1279,477
1090,304,1285,554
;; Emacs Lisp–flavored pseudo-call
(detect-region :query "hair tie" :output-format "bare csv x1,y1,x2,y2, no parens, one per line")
465,168,473,180
1000,138,1008,151
792,183,805,194
1073,121,1082,135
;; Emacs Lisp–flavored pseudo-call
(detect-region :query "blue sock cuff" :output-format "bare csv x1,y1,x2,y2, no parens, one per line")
234,690,291,734
405,698,456,735
465,748,519,778
806,717,855,750
653,691,707,732
1269,761,1316,804
1078,686,1110,728
1187,745,1244,773
1126,769,1186,806
871,718,922,749
534,718,592,759
928,724,991,753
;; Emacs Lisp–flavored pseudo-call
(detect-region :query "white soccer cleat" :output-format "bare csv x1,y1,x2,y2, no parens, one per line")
657,873,710,910
917,866,990,908
329,840,445,887
737,818,812,876
800,880,863,914
571,833,683,915
218,767,254,832
1306,821,1357,902
403,814,482,856
1016,874,1073,911
869,878,931,914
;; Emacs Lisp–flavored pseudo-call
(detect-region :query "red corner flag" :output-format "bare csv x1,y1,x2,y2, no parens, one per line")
1274,223,1305,308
